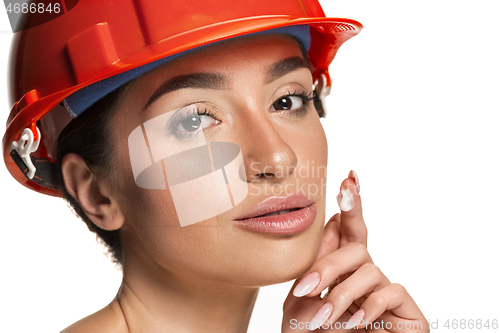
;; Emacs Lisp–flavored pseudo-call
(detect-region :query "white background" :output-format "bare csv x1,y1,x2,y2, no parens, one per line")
1,1,499,332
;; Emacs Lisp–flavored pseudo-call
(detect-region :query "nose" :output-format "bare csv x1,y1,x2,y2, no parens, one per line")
236,113,298,183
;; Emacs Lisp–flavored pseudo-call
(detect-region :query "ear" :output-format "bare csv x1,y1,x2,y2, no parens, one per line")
61,153,124,231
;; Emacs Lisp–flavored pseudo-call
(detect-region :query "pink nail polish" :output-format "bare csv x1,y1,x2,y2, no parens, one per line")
293,272,320,297
348,170,360,193
308,302,333,331
347,309,365,329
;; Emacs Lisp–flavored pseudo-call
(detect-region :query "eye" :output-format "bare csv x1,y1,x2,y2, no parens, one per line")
272,95,304,111
177,114,217,132
168,105,221,139
271,91,315,114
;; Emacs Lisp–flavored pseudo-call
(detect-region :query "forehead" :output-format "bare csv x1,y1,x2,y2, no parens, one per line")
132,34,307,85
111,33,311,132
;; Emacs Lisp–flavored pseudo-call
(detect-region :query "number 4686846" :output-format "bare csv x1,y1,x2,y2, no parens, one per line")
5,2,61,14
444,319,498,330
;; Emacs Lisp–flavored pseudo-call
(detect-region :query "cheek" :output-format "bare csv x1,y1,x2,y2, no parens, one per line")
111,134,231,274
284,114,328,180
306,114,328,163
113,129,180,228
112,151,210,272
111,107,182,228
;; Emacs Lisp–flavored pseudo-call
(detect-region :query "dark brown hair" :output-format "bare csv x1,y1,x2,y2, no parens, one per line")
53,83,130,267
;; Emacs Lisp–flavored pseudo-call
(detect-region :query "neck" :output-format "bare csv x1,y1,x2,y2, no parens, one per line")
116,254,259,333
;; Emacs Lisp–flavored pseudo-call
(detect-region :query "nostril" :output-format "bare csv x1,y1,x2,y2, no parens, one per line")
258,173,274,178
250,173,274,182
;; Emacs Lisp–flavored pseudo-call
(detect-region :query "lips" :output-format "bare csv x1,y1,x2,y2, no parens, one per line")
233,193,317,234
235,193,314,220
257,208,302,217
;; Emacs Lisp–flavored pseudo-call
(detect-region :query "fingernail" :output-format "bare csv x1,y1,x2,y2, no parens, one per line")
308,302,333,330
348,170,360,193
347,309,365,329
336,185,355,212
293,272,320,297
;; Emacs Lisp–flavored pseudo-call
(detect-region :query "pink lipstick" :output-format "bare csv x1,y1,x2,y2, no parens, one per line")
233,193,316,234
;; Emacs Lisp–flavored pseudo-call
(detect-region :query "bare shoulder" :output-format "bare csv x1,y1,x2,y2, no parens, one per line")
60,299,128,333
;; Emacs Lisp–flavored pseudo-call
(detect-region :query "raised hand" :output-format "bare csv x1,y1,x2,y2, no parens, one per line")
282,171,429,332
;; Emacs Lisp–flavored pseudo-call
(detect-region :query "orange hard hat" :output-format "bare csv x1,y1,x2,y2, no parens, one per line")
3,0,362,197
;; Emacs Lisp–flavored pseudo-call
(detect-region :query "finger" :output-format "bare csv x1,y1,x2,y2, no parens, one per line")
293,242,372,298
353,295,368,309
347,302,360,317
284,271,325,313
324,263,391,325
283,294,324,332
314,213,341,261
354,283,429,331
337,170,367,247
283,216,339,312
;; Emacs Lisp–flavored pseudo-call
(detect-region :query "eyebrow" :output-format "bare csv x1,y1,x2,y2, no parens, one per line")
144,56,311,109
266,56,312,84
144,73,229,109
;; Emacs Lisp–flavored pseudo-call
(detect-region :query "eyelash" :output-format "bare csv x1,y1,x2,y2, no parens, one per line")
166,90,315,139
272,90,315,116
196,107,216,118
166,105,220,140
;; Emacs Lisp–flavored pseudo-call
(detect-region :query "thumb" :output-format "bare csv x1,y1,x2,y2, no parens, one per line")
337,170,367,247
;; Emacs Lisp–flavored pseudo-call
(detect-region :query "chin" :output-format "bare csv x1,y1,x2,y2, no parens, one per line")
219,217,325,287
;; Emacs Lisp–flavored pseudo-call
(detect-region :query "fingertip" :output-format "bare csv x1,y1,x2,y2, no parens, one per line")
337,178,358,212
347,308,366,329
293,271,321,297
339,177,359,196
348,170,361,193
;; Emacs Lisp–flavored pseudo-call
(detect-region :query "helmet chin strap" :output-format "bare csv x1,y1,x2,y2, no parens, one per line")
10,127,40,180
10,126,56,190
313,73,331,118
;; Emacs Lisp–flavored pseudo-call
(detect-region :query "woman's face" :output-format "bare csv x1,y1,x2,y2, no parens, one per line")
110,34,328,285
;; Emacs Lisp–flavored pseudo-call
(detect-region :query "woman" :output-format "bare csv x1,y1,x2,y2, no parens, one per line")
3,1,428,331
